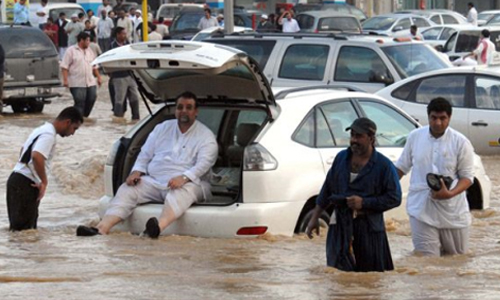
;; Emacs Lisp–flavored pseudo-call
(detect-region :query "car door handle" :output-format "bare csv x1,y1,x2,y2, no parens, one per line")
326,157,334,164
471,121,488,127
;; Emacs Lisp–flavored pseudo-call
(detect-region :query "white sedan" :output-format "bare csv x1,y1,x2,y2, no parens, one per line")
376,66,500,155
92,41,491,238
191,26,254,41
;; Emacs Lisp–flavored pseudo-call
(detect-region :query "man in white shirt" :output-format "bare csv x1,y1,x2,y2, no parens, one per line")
85,9,100,37
133,9,143,42
156,17,169,38
198,8,218,30
396,97,475,256
97,9,115,52
148,23,163,41
6,107,83,231
97,0,113,17
467,2,478,26
77,92,218,238
36,0,49,29
278,11,300,33
464,29,496,65
116,9,133,42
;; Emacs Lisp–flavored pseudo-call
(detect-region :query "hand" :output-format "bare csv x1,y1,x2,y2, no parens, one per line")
347,195,363,210
63,80,68,88
126,171,143,186
31,182,47,201
431,178,453,200
167,175,189,190
97,76,102,87
305,217,320,239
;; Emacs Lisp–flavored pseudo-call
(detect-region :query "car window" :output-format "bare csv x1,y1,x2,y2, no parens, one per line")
315,110,335,147
50,8,85,23
486,14,500,25
293,112,315,147
171,13,204,31
318,101,358,147
430,15,442,24
489,31,500,51
391,80,418,100
357,100,416,147
475,76,500,109
335,46,390,83
279,44,329,81
197,108,225,137
412,17,430,28
456,31,480,53
422,27,442,40
414,75,466,107
396,18,411,30
362,16,395,31
234,16,245,26
441,28,456,40
0,29,57,58
232,110,267,144
296,14,315,30
444,31,457,52
318,17,360,33
382,44,450,78
442,14,459,24
208,40,276,70
158,6,183,19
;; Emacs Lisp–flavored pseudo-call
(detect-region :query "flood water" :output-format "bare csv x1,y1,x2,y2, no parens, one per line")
1,83,500,299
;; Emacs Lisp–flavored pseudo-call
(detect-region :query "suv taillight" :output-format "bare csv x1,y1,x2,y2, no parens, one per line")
243,144,277,171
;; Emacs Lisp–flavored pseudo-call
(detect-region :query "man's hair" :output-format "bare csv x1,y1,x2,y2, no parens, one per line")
85,20,91,24
59,12,66,17
468,2,474,7
150,23,157,31
115,26,125,35
482,29,490,38
177,91,198,108
411,24,417,30
77,32,90,42
87,9,93,14
56,107,84,124
158,17,164,23
41,0,48,4
47,17,54,23
78,12,84,18
427,97,452,116
204,8,211,14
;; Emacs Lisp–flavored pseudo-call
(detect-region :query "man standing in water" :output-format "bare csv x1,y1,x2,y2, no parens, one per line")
6,107,83,231
307,118,401,272
396,98,474,256
77,92,218,239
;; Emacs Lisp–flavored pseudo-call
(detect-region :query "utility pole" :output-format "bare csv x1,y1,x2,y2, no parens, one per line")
224,0,234,34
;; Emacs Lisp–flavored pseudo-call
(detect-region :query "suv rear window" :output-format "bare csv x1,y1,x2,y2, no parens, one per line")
279,44,329,81
0,29,57,58
208,40,276,70
296,14,315,30
318,17,360,33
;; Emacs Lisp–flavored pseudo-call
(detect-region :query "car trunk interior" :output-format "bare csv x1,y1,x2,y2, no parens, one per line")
112,102,269,206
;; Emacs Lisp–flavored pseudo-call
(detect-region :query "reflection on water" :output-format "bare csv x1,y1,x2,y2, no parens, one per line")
0,85,500,299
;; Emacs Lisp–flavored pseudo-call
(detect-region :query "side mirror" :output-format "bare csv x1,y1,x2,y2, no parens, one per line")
393,26,403,32
370,72,395,86
434,45,444,52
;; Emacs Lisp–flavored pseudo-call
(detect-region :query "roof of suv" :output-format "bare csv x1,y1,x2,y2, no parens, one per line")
297,10,355,18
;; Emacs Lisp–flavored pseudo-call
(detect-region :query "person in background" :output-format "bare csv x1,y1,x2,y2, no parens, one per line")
13,0,30,26
43,17,59,47
129,7,137,25
198,8,218,30
6,107,83,231
0,44,4,104
467,2,478,27
148,23,163,41
410,25,424,40
36,0,49,30
108,10,118,26
97,0,113,17
396,98,474,257
78,12,86,24
57,12,69,60
116,9,133,42
257,14,274,32
464,29,495,65
156,17,169,39
278,10,300,33
133,9,143,42
83,20,97,43
217,14,224,26
86,9,100,37
65,14,85,46
97,9,115,53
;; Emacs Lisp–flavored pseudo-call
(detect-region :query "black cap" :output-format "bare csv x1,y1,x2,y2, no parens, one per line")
345,118,377,135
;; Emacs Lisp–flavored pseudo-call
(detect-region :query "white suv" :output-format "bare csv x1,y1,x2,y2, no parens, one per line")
94,41,491,238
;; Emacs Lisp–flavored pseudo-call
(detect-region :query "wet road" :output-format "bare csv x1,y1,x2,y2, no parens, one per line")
0,82,499,299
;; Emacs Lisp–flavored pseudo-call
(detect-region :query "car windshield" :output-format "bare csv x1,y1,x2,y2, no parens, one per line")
158,7,183,18
50,8,85,22
362,17,396,31
486,14,500,25
171,13,204,31
382,44,450,78
478,13,494,21
192,32,211,41
208,40,276,70
0,29,57,58
318,17,360,33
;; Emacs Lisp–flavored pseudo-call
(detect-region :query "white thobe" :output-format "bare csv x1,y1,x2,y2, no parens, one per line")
396,126,474,229
132,119,218,198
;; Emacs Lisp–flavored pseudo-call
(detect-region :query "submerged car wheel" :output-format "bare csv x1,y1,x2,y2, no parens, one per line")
27,100,44,113
296,206,330,234
11,102,27,113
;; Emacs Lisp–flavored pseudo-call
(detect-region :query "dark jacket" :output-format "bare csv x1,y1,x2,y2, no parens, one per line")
57,18,69,47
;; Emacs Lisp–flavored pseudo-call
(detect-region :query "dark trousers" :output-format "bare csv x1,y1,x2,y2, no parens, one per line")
6,172,40,231
70,86,97,117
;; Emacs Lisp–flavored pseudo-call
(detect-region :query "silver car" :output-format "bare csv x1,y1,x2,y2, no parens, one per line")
362,13,435,37
296,10,362,34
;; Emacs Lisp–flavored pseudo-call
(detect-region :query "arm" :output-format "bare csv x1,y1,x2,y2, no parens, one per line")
131,125,161,174
182,137,218,185
395,131,413,180
93,68,102,87
277,11,287,25
359,163,402,213
31,152,48,201
305,205,324,239
61,68,69,87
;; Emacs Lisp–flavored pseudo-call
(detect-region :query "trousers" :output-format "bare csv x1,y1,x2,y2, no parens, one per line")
6,172,40,231
70,86,97,117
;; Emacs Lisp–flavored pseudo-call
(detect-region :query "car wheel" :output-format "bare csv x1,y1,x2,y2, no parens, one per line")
297,208,330,233
27,100,44,113
466,178,482,210
0,100,3,114
11,102,28,113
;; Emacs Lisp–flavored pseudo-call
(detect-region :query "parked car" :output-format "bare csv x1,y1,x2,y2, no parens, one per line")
28,3,86,28
92,41,490,238
156,3,205,27
484,13,500,26
294,3,367,22
208,33,452,92
296,10,362,34
394,9,468,25
191,26,254,41
440,26,500,61
421,24,475,48
376,66,500,155
0,25,61,113
362,13,435,37
478,10,500,26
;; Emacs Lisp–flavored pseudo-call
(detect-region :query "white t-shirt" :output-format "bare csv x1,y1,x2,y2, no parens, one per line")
396,126,474,229
467,7,478,26
13,122,57,183
473,38,495,65
37,5,48,24
281,18,300,33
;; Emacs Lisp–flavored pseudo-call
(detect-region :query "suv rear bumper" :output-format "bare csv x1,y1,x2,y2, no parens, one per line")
2,87,62,101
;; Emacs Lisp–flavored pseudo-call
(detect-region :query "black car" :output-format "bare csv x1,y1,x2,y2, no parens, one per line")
0,25,61,113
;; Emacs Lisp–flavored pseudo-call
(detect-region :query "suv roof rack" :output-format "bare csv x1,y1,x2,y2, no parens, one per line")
214,32,350,40
275,84,367,100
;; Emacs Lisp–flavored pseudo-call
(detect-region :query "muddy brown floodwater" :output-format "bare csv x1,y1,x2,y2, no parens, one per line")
0,81,500,299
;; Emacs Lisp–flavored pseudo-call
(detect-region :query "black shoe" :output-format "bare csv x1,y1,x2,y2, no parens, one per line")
143,217,160,239
426,173,454,191
76,225,100,237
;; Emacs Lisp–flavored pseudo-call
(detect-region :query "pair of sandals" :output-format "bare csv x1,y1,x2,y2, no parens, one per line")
76,217,160,239
426,173,454,191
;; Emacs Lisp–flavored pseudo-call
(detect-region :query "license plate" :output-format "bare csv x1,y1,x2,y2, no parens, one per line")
25,87,38,96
